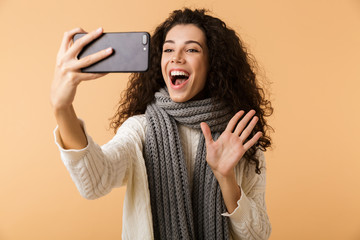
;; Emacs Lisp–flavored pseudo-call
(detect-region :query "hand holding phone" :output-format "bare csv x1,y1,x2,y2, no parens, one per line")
51,27,116,150
51,27,113,111
73,32,150,73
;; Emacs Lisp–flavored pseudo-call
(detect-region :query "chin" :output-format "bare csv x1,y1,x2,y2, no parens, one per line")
170,96,188,103
168,92,192,103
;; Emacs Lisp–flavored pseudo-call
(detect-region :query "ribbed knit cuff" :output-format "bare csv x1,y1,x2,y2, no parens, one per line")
53,119,92,164
221,187,252,223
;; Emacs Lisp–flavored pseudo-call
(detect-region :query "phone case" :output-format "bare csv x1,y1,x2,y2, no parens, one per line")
73,32,150,73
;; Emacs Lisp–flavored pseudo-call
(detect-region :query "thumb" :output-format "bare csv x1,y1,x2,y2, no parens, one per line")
200,122,213,145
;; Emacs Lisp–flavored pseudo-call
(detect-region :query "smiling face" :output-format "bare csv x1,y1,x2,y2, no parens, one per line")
161,24,209,102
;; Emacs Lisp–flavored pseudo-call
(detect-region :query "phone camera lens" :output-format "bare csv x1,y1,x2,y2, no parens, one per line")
142,35,148,45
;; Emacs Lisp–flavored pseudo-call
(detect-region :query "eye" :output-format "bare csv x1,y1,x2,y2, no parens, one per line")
187,49,199,53
163,49,173,53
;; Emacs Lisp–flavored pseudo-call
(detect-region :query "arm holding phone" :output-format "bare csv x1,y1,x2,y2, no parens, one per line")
50,27,113,149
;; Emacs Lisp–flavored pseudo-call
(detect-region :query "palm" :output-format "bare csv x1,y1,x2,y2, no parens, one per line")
200,110,262,178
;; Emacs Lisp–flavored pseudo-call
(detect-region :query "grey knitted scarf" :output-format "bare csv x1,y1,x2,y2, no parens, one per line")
144,88,232,240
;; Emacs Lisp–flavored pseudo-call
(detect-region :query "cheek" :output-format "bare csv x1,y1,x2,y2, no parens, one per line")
194,58,208,81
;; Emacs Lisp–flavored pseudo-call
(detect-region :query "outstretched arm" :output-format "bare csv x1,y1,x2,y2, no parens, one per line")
201,110,262,213
51,27,113,149
201,110,271,239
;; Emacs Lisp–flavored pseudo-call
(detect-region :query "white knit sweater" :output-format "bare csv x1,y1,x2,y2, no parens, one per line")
54,114,271,240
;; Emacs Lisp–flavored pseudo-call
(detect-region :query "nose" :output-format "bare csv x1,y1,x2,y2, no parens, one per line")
171,52,185,64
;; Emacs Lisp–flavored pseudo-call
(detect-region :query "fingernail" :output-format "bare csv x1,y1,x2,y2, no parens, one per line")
96,27,103,33
106,47,112,53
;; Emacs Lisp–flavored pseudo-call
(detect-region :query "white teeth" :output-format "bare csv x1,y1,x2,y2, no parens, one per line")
170,71,189,77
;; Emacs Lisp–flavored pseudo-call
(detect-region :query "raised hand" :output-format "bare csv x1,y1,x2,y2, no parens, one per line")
50,27,113,150
200,110,262,180
51,27,113,110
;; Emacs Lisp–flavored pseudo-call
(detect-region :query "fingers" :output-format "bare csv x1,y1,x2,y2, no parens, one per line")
229,110,262,148
73,47,113,69
59,27,86,55
200,122,213,145
233,110,256,136
56,27,113,81
233,110,262,150
67,27,104,58
243,131,262,151
239,115,259,143
225,110,245,132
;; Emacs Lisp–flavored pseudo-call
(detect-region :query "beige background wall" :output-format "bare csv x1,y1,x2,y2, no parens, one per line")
1,0,359,239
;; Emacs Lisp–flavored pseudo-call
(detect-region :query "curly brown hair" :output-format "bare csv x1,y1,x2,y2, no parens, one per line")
110,8,273,174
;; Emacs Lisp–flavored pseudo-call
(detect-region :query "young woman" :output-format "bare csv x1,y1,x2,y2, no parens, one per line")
52,8,273,240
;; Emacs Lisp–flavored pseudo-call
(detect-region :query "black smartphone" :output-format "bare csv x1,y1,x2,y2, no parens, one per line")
73,32,150,73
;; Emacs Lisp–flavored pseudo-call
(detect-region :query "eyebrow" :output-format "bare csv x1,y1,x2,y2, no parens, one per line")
163,40,203,49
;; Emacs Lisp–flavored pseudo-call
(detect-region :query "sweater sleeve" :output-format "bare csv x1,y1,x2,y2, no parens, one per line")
222,150,271,240
53,116,146,200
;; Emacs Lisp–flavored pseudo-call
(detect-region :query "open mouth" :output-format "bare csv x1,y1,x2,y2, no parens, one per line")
170,70,190,86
